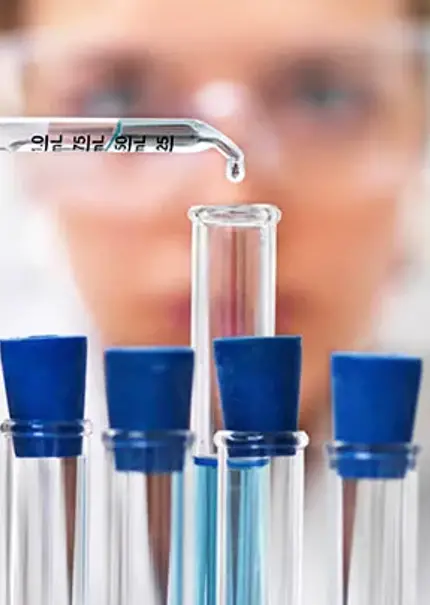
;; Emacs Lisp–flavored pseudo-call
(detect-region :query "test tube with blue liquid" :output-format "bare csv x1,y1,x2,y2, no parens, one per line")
102,347,195,605
213,336,308,605
327,353,422,605
0,335,90,605
188,205,281,605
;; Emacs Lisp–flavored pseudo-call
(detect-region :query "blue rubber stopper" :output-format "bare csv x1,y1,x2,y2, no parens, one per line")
214,336,302,458
104,347,194,474
331,352,422,479
0,335,87,458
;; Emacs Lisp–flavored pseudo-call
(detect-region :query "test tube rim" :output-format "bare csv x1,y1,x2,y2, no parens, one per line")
214,429,309,451
326,440,421,457
101,428,195,451
0,417,93,437
188,204,281,229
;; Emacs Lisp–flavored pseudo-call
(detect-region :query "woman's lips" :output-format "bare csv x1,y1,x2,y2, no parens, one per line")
167,296,192,326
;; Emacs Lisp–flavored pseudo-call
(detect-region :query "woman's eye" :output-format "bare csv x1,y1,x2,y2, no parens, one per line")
273,62,376,127
294,82,364,111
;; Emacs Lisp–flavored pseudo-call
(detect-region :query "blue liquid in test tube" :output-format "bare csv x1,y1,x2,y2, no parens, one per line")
188,205,280,605
214,336,308,605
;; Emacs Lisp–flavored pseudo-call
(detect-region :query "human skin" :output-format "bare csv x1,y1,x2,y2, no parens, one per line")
20,0,425,438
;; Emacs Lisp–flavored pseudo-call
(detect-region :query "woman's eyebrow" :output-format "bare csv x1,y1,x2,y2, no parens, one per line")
266,51,375,83
61,47,153,73
275,45,378,66
267,45,404,84
35,47,153,108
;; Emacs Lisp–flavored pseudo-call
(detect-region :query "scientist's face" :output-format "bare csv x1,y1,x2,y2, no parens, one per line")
23,0,423,430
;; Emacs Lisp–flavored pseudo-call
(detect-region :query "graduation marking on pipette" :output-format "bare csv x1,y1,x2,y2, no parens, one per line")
0,117,245,183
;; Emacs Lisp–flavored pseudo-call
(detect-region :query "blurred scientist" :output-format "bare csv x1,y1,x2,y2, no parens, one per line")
1,0,430,603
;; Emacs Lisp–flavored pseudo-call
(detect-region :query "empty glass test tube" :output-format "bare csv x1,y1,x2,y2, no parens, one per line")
326,442,420,605
1,419,91,605
327,353,422,605
102,346,196,605
189,204,281,456
0,335,90,605
188,205,281,605
102,430,195,605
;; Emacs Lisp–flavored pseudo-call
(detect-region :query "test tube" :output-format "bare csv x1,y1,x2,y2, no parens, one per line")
0,335,90,605
188,205,281,605
102,347,195,605
0,422,7,605
0,117,245,183
327,353,422,605
214,336,308,605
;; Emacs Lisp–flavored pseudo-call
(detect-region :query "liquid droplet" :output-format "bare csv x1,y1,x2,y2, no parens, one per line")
227,160,245,183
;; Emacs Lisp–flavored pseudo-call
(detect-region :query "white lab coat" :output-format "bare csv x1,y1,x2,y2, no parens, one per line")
1,154,430,604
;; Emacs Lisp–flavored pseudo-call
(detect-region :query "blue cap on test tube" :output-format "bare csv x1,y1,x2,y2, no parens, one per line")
104,347,194,473
331,352,422,479
214,335,302,457
0,335,87,458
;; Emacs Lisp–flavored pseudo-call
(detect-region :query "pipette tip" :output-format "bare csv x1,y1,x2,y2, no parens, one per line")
227,159,245,183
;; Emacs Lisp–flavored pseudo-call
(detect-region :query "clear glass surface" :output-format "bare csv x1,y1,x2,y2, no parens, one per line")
102,430,195,605
0,419,91,605
0,117,245,184
215,430,309,605
326,443,420,605
0,426,9,605
189,204,281,456
189,204,280,605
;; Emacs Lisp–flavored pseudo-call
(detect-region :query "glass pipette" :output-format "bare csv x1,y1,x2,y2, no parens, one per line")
188,205,280,605
0,118,245,183
327,352,422,605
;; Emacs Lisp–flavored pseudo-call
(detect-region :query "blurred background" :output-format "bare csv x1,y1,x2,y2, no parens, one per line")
1,1,430,603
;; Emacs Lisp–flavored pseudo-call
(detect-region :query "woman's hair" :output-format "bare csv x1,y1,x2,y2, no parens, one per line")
0,0,429,31
0,0,18,31
416,0,430,16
